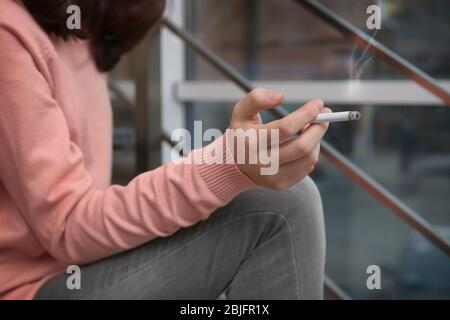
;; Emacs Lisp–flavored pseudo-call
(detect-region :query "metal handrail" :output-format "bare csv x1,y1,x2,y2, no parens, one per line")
324,276,351,301
109,81,135,111
295,0,450,106
160,18,450,258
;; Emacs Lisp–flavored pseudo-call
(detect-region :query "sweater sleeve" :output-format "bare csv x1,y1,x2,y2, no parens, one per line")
0,28,255,265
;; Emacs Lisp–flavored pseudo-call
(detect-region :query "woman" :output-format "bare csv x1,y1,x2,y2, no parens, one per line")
0,0,330,300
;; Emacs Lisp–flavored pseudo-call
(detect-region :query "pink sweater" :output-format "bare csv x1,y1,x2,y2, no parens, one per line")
0,0,255,300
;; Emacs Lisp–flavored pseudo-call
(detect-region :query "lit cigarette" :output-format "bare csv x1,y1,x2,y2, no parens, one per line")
313,111,362,124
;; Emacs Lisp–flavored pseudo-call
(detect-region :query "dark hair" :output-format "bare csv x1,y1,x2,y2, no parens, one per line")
22,0,166,71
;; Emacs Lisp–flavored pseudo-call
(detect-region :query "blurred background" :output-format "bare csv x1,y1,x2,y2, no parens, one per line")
109,0,450,299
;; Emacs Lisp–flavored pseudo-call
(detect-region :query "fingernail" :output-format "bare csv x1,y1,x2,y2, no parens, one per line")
270,92,284,102
316,100,324,110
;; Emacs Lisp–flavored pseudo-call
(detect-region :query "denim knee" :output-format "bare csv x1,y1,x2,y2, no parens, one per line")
230,176,325,238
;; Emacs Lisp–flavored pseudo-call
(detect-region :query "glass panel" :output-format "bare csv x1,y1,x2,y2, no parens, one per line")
110,59,136,185
187,0,450,80
186,0,450,299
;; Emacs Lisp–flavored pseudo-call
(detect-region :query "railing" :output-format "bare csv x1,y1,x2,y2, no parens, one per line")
111,0,450,300
159,14,450,254
296,0,450,106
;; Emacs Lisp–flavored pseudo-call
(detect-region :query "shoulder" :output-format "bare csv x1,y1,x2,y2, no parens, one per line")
0,0,57,87
0,0,55,60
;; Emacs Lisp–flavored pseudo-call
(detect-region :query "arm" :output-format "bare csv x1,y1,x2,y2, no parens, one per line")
0,28,254,265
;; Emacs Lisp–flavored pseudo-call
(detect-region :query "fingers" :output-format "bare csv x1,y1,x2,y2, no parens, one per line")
277,108,331,164
263,146,320,190
234,88,285,121
264,99,324,141
230,93,331,191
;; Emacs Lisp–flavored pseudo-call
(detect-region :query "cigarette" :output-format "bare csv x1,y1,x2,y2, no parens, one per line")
313,111,362,124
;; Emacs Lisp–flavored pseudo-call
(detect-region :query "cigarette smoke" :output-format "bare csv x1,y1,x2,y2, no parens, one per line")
348,0,382,95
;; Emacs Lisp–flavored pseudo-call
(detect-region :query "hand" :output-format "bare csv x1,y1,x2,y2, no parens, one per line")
229,88,331,190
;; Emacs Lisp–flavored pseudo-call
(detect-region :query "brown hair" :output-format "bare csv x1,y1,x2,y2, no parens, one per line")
22,0,166,71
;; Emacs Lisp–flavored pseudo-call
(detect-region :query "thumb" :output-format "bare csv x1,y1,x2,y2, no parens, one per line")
234,88,285,121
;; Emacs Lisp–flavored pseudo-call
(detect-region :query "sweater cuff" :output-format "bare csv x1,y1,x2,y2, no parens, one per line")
191,133,256,204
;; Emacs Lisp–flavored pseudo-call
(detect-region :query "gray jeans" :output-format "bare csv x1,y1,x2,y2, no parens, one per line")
35,177,325,300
